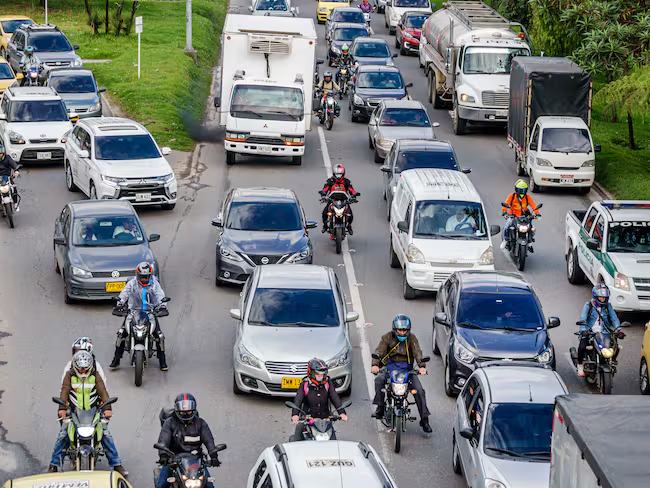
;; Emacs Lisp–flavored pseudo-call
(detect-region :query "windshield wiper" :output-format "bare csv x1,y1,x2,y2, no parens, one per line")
275,321,330,327
484,447,524,458
500,326,536,332
520,451,551,458
265,110,300,120
248,320,279,326
458,322,484,329
233,109,263,118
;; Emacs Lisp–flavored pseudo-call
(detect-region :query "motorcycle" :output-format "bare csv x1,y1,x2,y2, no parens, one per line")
335,63,352,98
153,442,227,488
285,399,352,441
362,8,374,26
0,168,20,229
314,58,324,86
320,190,358,254
501,202,543,271
20,62,43,86
315,88,339,130
371,353,430,453
570,320,630,394
112,296,170,387
51,396,118,470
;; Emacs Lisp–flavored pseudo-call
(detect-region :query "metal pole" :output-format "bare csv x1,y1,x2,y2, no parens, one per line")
45,0,48,25
138,32,141,79
185,0,193,51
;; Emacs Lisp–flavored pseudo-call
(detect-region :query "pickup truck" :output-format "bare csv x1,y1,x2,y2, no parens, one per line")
565,200,650,311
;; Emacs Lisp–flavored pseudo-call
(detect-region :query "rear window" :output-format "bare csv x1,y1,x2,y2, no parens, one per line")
380,108,430,126
352,42,390,58
457,292,545,330
248,288,339,327
333,11,365,23
395,150,458,172
333,27,368,41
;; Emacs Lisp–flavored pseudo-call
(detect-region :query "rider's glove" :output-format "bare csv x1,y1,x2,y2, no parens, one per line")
502,211,508,217
536,214,542,220
617,330,626,339
159,454,170,466
209,455,221,467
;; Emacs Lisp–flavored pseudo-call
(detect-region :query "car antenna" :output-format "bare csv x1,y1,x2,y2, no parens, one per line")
528,384,533,402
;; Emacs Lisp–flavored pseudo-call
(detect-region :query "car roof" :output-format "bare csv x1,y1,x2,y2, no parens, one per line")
331,7,363,12
4,86,60,100
536,116,589,130
380,99,425,109
0,15,34,21
257,264,332,290
20,24,62,33
79,117,149,136
400,168,480,202
598,201,650,222
5,470,128,488
357,64,400,73
457,270,532,293
47,67,95,76
353,36,388,44
331,22,369,29
476,365,567,404
69,200,137,218
231,187,297,203
396,139,454,152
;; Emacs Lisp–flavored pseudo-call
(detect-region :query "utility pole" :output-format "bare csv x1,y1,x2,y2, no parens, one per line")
185,0,193,52
44,0,48,24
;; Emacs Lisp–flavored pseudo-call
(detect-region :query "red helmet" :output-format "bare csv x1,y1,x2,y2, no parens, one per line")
333,164,345,180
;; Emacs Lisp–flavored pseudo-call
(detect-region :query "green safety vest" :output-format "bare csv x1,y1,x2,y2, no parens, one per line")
69,374,98,410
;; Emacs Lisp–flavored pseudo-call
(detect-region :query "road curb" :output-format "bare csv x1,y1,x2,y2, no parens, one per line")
593,181,614,200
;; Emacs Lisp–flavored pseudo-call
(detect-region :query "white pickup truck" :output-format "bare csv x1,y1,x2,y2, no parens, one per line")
565,200,650,311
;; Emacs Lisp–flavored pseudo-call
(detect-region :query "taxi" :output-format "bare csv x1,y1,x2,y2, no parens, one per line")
316,0,350,24
0,56,21,96
0,16,35,58
2,471,133,488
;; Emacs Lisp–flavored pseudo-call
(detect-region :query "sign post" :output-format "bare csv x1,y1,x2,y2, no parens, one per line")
135,16,143,79
45,0,48,24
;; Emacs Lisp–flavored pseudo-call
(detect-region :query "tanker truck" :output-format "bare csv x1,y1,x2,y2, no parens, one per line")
419,1,532,135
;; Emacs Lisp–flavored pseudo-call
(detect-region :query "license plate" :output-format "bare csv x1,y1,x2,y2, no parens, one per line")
281,377,302,389
37,152,52,160
306,459,355,468
259,146,272,154
135,193,152,202
496,110,508,117
560,178,574,184
106,282,126,292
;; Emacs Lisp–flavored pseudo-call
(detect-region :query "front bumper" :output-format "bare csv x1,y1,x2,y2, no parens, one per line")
406,263,495,291
65,274,126,301
217,251,312,285
7,142,65,164
401,38,420,52
610,285,650,312
225,140,305,158
457,105,508,123
351,99,376,119
68,107,103,119
529,166,593,188
96,178,178,206
374,141,393,159
317,9,331,21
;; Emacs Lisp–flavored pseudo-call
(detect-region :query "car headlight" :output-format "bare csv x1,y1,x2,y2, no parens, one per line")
377,138,395,148
407,244,425,264
286,245,311,263
73,58,83,67
536,158,552,167
353,94,364,105
88,102,101,112
8,131,25,145
601,347,615,359
454,341,476,364
614,271,629,291
485,480,507,488
479,246,494,265
220,244,243,262
392,383,408,395
386,58,395,66
582,159,595,167
460,93,475,103
403,32,413,38
327,346,351,368
319,7,328,12
161,173,176,184
237,344,261,369
102,175,124,184
71,266,93,278
536,345,553,363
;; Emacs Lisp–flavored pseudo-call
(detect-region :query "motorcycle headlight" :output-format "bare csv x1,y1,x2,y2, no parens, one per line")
460,93,475,103
601,347,615,359
8,131,25,145
615,271,630,291
237,344,262,369
406,244,425,264
286,245,311,263
184,481,202,488
334,206,345,216
0,184,10,194
327,96,334,104
454,341,476,364
536,158,552,167
88,102,101,112
392,383,408,396
536,345,553,363
479,246,494,265
327,346,351,368
73,57,83,67
332,46,341,54
582,159,595,167
71,266,93,278
485,480,507,488
76,426,95,438
518,224,529,233
353,94,364,105
29,70,38,79
220,244,243,262
313,431,331,441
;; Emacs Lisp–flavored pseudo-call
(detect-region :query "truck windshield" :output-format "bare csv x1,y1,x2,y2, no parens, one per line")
231,85,303,121
608,222,650,253
413,200,488,239
541,128,592,153
463,47,529,74
395,0,429,7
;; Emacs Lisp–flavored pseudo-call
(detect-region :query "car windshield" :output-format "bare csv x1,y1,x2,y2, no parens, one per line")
412,200,488,239
231,85,303,121
333,11,365,23
226,201,302,231
48,73,96,93
463,47,529,74
255,0,288,10
484,403,554,460
395,150,458,172
248,288,339,327
30,32,73,52
352,42,390,58
8,100,68,122
607,222,650,253
358,71,403,88
0,64,14,80
395,0,429,6
380,108,430,126
404,14,428,28
95,134,161,160
541,128,592,153
334,27,368,41
2,20,34,33
457,292,544,330
72,216,145,246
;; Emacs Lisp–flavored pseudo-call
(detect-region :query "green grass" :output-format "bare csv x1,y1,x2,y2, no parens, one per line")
4,0,227,151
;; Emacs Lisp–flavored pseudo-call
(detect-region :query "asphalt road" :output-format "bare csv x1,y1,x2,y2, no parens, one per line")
0,0,647,486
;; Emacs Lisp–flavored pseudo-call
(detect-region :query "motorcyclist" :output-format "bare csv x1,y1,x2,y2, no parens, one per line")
19,46,40,85
500,179,540,252
371,314,432,433
319,164,359,235
156,393,222,488
61,337,107,384
360,0,373,13
576,283,624,376
48,351,127,475
315,71,341,116
290,358,348,441
334,44,354,86
0,142,20,212
109,261,168,371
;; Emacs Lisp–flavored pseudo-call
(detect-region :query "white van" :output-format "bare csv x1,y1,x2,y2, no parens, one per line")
389,168,500,299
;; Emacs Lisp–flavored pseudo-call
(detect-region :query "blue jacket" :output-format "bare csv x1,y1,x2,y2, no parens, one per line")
579,300,621,333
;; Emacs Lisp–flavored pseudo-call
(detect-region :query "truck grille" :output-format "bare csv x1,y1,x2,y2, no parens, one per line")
245,136,284,146
265,361,308,375
482,91,509,108
20,148,64,162
68,107,88,113
45,61,71,67
433,271,452,287
634,278,650,292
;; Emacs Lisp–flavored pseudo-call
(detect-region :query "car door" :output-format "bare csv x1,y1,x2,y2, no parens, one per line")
54,205,71,272
441,278,456,358
466,386,486,488
578,206,600,282
587,214,606,281
385,144,398,205
527,122,541,171
67,125,84,188
0,95,9,137
7,32,23,72
368,103,382,144
77,127,94,194
457,377,483,487
434,277,451,353
398,198,412,264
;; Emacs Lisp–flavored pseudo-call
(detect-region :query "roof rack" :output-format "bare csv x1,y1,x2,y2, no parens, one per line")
443,1,511,30
273,444,294,488
475,361,551,370
357,442,394,488
23,23,61,31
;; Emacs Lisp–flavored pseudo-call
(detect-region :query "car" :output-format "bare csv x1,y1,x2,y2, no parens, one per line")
5,24,81,80
63,117,177,209
384,0,431,35
0,86,74,164
349,37,398,67
0,16,34,59
53,200,161,304
327,22,370,66
231,264,358,397
348,64,412,122
395,11,429,55
250,0,298,16
247,441,397,487
211,187,318,286
641,320,650,394
44,67,106,118
452,362,568,488
433,271,561,396
380,139,470,211
317,0,351,24
325,7,366,37
2,470,134,488
0,56,21,96
367,99,438,162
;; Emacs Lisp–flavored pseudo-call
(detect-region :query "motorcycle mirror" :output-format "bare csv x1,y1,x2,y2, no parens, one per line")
432,122,440,127
52,397,67,407
154,443,176,456
340,400,353,409
316,59,325,65
536,203,543,209
459,427,474,440
501,202,510,208
621,321,632,327
102,397,119,408
162,297,171,303
576,320,587,326
421,356,431,363
285,401,300,410
213,443,227,452
371,353,381,360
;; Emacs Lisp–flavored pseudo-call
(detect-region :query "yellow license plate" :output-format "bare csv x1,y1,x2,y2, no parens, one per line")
281,377,302,389
106,282,126,292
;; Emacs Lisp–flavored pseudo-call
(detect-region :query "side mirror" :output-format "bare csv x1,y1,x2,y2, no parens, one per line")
548,317,561,329
347,81,354,86
101,397,118,408
421,356,431,363
213,444,227,452
316,59,325,65
306,220,318,229
432,122,440,127
230,309,242,320
405,82,413,88
490,224,501,236
536,203,543,209
501,202,510,209
54,236,66,246
214,97,221,108
380,165,391,173
459,427,474,440
397,220,408,233
346,311,360,322
371,353,381,360
78,150,89,159
162,297,171,303
595,144,601,152
161,147,172,156
211,216,223,227
154,443,175,457
99,87,106,93
73,44,80,50
434,312,450,326
586,238,600,251
461,167,472,174
148,233,161,242
392,53,399,58
248,6,253,10
621,321,632,327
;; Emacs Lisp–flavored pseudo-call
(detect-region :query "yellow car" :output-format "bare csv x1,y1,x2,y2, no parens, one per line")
316,0,350,24
0,15,35,58
2,470,133,488
641,321,650,394
0,56,21,95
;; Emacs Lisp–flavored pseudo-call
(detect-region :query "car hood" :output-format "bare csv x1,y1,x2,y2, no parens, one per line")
70,243,154,272
7,121,72,139
412,237,490,262
243,325,347,362
353,56,393,66
378,126,434,141
223,229,308,255
608,253,650,277
0,79,17,92
96,157,173,178
482,455,550,488
403,27,422,36
355,87,405,99
58,92,100,109
457,327,547,358
33,51,81,64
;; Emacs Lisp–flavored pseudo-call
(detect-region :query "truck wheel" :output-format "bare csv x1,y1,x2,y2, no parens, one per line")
432,72,444,109
426,73,433,103
578,186,591,195
567,247,585,284
453,105,467,135
516,159,527,177
290,156,302,166
403,269,416,299
226,151,235,165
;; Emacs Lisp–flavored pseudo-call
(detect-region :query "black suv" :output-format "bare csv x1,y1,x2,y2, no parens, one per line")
6,24,81,80
432,271,560,396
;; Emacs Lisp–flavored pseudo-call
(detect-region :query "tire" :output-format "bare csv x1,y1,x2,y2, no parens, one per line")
578,186,591,195
403,269,416,299
640,358,650,395
334,226,343,254
394,415,402,453
452,434,462,474
432,323,440,355
426,72,433,103
89,182,97,200
318,19,325,25
386,198,391,221
290,156,302,165
400,44,406,57
385,17,388,28
389,238,400,268
55,256,61,274
79,454,92,470
389,26,395,35
65,162,79,192
395,36,400,48
453,105,467,135
351,111,359,123
161,203,176,210
419,57,424,69
226,151,235,165
4,203,14,229
134,350,144,387
233,372,243,395
368,134,374,149
326,115,334,130
432,72,444,109
567,247,585,284
444,359,456,397
530,177,542,193
600,369,612,395
340,379,352,397
516,158,527,177
517,243,527,271
374,147,383,164
63,272,74,304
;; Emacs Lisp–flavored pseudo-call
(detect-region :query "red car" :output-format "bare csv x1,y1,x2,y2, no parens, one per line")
395,11,430,55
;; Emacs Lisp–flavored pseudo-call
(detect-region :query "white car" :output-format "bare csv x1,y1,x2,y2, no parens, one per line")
64,117,177,210
0,86,74,164
384,0,431,34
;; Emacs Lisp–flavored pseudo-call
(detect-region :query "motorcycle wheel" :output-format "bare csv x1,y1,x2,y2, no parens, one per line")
334,226,342,254
394,415,402,453
517,243,527,271
326,114,334,131
600,369,612,394
134,350,144,387
76,454,93,470
4,202,14,229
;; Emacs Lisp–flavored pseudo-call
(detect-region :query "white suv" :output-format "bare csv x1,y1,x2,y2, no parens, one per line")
64,117,178,210
0,86,74,164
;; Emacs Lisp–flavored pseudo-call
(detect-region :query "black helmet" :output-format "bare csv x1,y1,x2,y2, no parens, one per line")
307,358,328,386
392,314,411,341
174,393,197,424
136,261,154,286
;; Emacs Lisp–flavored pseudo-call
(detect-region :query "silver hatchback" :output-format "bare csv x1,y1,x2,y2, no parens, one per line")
231,264,358,397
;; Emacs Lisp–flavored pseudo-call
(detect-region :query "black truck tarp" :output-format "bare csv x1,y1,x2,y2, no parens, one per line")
554,394,650,488
508,57,591,151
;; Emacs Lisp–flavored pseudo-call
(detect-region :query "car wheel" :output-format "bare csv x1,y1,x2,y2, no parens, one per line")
226,151,236,165
530,176,542,193
389,237,400,268
368,134,374,149
567,246,585,284
641,358,650,395
54,256,61,274
215,261,224,287
374,147,383,164
161,203,176,210
403,269,416,299
65,161,79,192
444,359,456,397
89,182,97,200
432,323,440,355
340,379,352,397
290,155,302,165
395,35,400,48
63,272,74,304
578,186,591,195
452,433,462,474
385,17,388,28
233,372,244,395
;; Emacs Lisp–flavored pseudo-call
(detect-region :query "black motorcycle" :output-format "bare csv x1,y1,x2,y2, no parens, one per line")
501,202,542,271
371,353,430,453
154,443,226,488
112,297,170,387
570,320,629,394
320,190,358,254
52,396,118,470
285,400,352,441
335,63,353,98
0,166,21,229
314,87,340,130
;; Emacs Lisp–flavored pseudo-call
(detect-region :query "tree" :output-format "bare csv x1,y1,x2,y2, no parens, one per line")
528,0,581,56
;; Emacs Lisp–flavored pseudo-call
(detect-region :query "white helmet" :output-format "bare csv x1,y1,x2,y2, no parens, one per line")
72,350,94,380
72,337,94,355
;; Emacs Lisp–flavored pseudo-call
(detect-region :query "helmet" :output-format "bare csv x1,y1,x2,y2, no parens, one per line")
72,337,94,355
136,261,154,286
333,164,345,180
25,46,34,56
342,43,349,54
324,71,332,80
514,179,528,198
307,358,328,386
174,393,197,424
592,283,610,306
392,314,411,342
0,140,5,156
72,350,94,380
